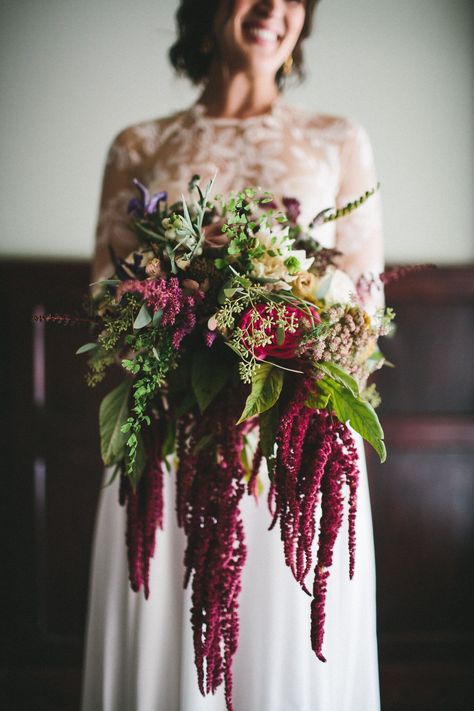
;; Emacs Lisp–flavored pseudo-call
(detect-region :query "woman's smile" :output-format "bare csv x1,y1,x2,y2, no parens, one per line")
242,21,285,48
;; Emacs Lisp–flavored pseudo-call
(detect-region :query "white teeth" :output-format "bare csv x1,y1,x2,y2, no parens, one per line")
247,27,280,43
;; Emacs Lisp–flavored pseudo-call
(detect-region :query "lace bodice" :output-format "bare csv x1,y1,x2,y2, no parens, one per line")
92,97,383,307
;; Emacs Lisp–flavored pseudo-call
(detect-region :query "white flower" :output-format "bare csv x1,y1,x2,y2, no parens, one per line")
251,225,314,286
316,266,357,305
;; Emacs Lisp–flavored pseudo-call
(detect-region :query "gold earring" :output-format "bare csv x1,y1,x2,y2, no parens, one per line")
282,55,294,76
201,36,214,55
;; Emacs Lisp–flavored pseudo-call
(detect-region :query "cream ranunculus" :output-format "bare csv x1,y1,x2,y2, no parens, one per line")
251,225,314,288
316,266,357,306
291,271,319,303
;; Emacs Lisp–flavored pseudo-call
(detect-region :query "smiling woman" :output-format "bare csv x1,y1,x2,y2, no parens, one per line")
81,1,383,710
169,0,320,88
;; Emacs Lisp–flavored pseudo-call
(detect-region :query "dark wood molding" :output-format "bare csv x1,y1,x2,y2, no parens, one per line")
384,265,474,304
382,415,474,448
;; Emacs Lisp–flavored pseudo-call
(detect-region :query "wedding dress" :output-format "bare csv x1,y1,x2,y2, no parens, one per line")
82,96,383,711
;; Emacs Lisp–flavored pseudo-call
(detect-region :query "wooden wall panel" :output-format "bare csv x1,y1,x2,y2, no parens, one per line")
369,450,473,638
0,261,472,710
0,261,103,711
377,304,473,414
370,266,474,711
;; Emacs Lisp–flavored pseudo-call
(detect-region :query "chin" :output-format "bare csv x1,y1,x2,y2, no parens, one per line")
234,42,286,77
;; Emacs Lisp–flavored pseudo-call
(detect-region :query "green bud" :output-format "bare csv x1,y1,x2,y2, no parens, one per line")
284,256,301,275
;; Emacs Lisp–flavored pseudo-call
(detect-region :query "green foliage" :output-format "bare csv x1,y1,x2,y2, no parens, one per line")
85,347,115,387
305,389,330,410
99,380,131,466
161,420,176,460
191,348,230,413
167,351,192,394
97,295,141,351
212,188,290,275
237,363,284,424
317,374,386,462
259,403,279,458
175,389,197,417
317,361,359,396
101,463,121,489
125,430,146,486
120,327,178,478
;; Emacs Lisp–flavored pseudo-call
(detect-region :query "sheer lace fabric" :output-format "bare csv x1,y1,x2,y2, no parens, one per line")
92,97,383,312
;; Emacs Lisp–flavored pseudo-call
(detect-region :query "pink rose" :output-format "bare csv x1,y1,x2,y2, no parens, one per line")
238,303,319,360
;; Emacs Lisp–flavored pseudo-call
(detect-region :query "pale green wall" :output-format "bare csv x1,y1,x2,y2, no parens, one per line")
1,0,472,264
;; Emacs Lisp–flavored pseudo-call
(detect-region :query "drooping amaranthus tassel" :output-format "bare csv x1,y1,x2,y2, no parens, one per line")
295,411,332,586
119,429,164,599
269,377,313,577
311,431,346,661
176,396,248,711
310,419,359,660
339,425,359,579
269,376,360,661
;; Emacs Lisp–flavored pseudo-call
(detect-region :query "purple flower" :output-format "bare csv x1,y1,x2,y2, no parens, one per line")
282,197,301,225
128,178,167,216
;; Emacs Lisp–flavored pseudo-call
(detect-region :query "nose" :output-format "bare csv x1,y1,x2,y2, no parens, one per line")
254,0,286,18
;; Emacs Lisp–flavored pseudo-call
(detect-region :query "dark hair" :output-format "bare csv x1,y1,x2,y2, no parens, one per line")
169,0,321,88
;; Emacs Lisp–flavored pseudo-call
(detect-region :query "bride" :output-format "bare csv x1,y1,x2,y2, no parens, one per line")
82,1,383,709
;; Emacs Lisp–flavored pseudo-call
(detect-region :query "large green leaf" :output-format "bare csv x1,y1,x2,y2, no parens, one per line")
99,380,131,466
162,420,176,459
167,352,192,394
191,349,229,413
305,389,330,410
237,363,284,424
259,403,279,458
175,390,197,417
317,361,359,396
319,376,386,462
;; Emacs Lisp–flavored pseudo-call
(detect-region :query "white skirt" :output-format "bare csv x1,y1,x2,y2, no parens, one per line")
81,436,380,711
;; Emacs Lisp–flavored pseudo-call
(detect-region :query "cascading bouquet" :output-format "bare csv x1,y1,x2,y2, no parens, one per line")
79,175,393,710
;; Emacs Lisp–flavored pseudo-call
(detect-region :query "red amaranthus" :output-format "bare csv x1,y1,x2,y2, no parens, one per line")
118,376,360,709
175,395,248,711
119,377,360,708
119,429,165,599
269,376,360,661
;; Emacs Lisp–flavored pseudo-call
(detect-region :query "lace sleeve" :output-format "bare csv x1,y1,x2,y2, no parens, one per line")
91,129,142,282
335,120,384,312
